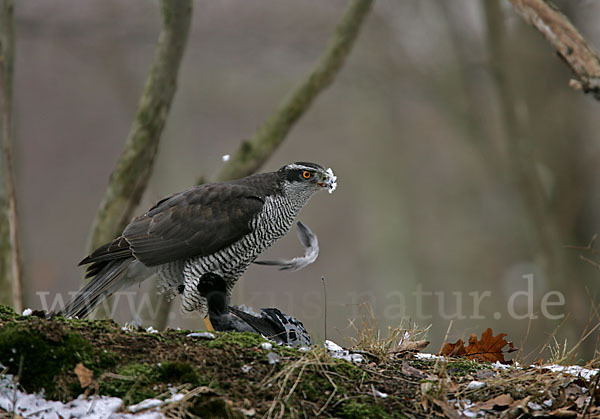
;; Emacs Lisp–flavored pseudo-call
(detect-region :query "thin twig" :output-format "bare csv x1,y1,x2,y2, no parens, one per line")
565,233,599,254
565,245,600,255
322,276,327,342
439,320,454,355
580,255,600,271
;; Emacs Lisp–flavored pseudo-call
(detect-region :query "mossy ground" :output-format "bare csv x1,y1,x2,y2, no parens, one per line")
0,306,598,417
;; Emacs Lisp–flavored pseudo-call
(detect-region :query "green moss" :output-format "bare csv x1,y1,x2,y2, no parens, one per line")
0,321,114,399
338,400,389,419
445,359,486,376
156,361,200,385
99,363,158,404
57,316,120,333
0,305,16,321
330,358,365,380
189,397,244,418
99,361,205,405
299,375,334,401
205,331,268,349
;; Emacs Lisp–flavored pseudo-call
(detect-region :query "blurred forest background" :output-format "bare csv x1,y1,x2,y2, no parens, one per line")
4,0,600,360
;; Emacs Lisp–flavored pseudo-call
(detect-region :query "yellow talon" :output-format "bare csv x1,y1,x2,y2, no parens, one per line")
203,317,215,332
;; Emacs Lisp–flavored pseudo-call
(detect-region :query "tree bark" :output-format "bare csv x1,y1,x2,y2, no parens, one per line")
87,0,192,319
509,0,600,99
87,0,192,256
0,0,22,312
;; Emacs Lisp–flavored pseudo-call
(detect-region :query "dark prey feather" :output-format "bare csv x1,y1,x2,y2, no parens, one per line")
229,306,288,341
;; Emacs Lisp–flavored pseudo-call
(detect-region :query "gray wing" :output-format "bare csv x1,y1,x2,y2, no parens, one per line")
81,182,265,269
254,221,319,271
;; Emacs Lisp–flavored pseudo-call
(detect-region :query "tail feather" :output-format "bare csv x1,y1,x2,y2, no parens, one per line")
57,257,134,318
229,306,287,342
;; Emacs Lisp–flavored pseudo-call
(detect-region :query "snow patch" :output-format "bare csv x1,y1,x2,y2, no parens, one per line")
128,398,162,413
542,364,598,380
186,332,216,339
413,352,444,361
324,340,363,363
373,388,388,398
0,373,185,419
260,342,273,351
466,381,486,390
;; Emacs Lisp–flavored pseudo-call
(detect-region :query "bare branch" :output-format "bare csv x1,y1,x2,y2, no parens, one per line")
0,0,22,312
87,0,192,254
216,0,374,182
509,0,600,99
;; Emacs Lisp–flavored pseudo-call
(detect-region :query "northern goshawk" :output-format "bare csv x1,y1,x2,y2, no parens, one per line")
197,272,311,347
59,162,336,319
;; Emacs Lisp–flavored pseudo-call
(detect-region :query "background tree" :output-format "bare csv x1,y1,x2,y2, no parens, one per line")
86,0,192,318
0,0,21,312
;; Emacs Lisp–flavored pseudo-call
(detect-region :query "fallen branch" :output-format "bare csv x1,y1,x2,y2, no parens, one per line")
509,0,600,99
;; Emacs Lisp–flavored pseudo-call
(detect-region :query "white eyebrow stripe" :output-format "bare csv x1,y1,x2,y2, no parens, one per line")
286,164,317,171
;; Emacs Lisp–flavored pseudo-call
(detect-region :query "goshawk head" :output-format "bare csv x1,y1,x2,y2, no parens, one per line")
278,162,337,198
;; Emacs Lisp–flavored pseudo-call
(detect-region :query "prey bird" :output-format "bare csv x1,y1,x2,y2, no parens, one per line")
197,272,312,347
59,162,337,319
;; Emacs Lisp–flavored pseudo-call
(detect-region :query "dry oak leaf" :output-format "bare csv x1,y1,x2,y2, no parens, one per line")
430,398,460,419
74,362,93,388
475,394,514,411
439,328,517,363
439,339,466,357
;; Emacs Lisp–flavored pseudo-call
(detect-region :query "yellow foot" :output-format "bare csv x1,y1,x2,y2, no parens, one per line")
203,317,215,332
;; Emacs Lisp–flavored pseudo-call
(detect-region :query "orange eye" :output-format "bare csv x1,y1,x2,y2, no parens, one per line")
302,171,311,179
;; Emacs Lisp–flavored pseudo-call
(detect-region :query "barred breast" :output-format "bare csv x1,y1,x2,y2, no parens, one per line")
156,193,308,314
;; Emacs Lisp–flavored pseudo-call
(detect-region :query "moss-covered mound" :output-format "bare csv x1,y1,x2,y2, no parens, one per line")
1,306,599,418
0,307,414,417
